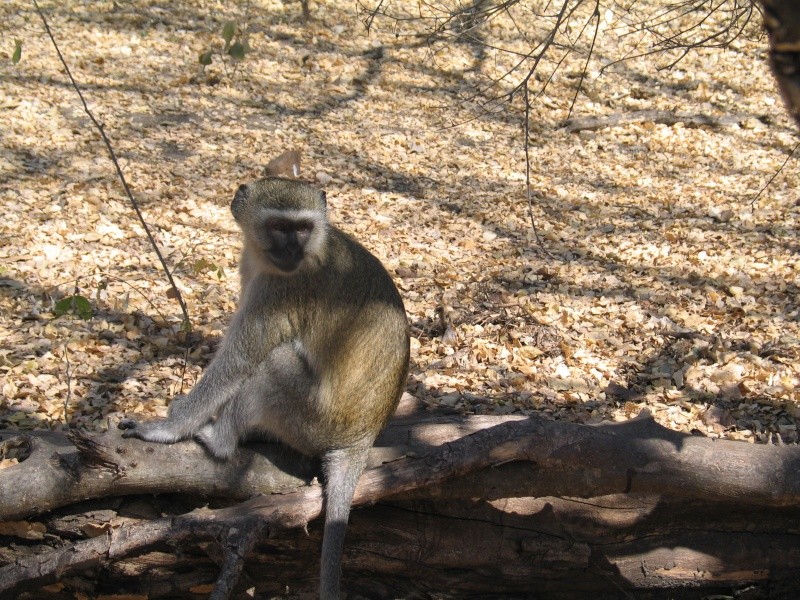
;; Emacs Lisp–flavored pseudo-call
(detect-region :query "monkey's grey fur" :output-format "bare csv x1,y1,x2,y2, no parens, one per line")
120,166,410,599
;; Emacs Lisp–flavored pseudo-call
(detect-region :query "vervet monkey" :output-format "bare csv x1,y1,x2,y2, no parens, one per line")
119,152,410,599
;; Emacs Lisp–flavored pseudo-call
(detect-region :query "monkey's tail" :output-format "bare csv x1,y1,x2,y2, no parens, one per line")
319,446,369,600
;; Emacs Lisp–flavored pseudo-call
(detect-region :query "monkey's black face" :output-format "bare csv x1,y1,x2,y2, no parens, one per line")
265,218,314,273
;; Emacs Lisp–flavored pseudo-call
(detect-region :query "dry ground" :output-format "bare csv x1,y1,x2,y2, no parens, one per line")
1,0,799,454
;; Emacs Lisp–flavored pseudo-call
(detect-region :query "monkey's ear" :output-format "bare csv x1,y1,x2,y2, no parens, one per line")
264,150,301,179
320,190,327,209
231,184,248,219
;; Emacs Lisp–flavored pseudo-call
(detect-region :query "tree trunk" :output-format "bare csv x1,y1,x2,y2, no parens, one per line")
3,399,800,599
762,0,800,129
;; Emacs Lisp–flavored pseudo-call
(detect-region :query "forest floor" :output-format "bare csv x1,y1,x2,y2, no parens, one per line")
1,0,799,455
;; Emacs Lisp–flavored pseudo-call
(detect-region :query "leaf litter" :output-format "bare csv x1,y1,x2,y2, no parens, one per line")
1,0,799,454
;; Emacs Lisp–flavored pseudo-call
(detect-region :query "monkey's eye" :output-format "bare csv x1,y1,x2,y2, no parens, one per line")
295,222,313,234
268,220,291,233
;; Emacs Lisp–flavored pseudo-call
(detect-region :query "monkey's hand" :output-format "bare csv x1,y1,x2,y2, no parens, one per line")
118,393,210,444
118,418,188,444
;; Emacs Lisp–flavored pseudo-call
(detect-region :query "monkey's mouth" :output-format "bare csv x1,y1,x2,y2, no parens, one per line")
269,251,304,274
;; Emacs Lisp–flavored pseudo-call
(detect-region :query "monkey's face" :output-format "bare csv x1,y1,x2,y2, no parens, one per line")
232,179,329,276
262,214,317,273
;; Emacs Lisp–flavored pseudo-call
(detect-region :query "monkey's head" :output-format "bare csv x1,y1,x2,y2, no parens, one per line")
232,178,329,275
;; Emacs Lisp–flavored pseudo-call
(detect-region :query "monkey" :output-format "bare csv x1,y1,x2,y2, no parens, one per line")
119,153,410,600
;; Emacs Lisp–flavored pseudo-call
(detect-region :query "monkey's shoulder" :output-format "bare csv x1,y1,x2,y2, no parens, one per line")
326,227,399,289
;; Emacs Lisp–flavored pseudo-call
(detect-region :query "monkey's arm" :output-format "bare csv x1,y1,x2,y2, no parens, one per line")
119,331,255,444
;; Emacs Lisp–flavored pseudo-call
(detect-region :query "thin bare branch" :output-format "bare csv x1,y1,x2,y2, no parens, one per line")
523,83,550,256
32,0,191,330
750,141,800,207
567,0,601,118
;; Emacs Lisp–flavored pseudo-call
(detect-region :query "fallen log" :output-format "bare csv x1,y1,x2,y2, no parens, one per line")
2,401,800,599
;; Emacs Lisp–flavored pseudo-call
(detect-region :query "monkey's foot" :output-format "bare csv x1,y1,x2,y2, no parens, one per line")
195,423,238,461
117,419,185,444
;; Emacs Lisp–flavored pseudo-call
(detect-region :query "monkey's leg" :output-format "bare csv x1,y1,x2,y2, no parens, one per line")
195,401,245,461
194,373,273,460
319,445,370,600
195,343,316,459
